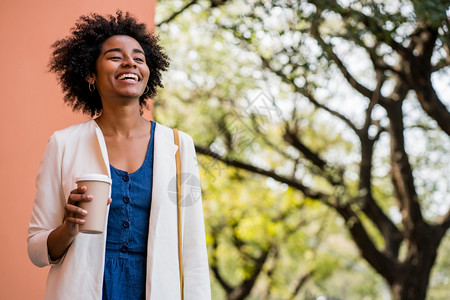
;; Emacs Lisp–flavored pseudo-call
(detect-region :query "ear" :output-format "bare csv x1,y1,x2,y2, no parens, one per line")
85,73,96,84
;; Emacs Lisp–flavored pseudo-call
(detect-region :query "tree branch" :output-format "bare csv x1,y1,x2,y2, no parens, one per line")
383,95,425,234
217,20,363,137
210,229,233,293
359,192,403,258
309,22,377,101
289,270,315,300
156,0,198,27
283,123,327,170
431,57,450,73
303,85,360,134
437,208,450,234
247,114,299,163
362,71,384,132
259,55,360,135
364,42,404,77
195,145,330,200
261,247,279,300
157,0,232,27
335,204,397,283
336,5,411,59
358,113,403,258
404,28,450,136
431,42,450,73
229,245,273,300
413,78,450,136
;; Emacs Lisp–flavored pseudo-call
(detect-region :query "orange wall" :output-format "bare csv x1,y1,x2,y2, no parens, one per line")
0,1,156,298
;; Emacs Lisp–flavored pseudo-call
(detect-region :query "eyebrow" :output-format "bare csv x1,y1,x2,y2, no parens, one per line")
103,48,145,55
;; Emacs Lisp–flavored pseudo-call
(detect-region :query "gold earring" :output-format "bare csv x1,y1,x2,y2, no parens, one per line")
144,86,149,94
89,83,96,92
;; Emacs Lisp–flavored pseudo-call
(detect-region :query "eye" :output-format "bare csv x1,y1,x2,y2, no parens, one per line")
134,57,145,62
109,56,122,60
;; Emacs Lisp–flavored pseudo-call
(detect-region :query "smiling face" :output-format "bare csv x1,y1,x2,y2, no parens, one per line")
89,35,150,103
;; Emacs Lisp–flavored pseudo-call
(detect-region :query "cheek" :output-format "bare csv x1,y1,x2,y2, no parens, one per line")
143,68,151,84
143,64,150,77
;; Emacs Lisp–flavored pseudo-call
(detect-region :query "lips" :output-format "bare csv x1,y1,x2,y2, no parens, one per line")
116,73,140,81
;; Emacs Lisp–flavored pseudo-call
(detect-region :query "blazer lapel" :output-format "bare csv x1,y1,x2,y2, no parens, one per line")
92,120,111,178
149,122,178,237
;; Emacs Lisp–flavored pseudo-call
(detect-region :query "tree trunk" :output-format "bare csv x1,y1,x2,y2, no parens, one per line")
389,226,441,300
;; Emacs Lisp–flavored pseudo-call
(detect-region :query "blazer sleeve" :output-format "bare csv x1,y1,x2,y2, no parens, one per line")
27,133,67,267
179,132,211,300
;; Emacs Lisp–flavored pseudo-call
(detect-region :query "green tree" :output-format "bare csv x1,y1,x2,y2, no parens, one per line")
200,166,345,299
155,1,450,299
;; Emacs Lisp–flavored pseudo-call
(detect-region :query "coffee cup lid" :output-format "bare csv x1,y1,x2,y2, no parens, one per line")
75,174,112,185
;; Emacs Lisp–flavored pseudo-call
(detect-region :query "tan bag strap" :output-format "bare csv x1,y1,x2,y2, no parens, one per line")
173,128,184,300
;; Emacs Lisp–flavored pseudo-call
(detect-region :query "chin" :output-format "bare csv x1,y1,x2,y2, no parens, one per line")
118,90,144,98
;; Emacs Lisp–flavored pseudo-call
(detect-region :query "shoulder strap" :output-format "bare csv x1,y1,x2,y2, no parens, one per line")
173,128,184,300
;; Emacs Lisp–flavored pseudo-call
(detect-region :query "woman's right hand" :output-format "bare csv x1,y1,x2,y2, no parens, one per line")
47,186,92,261
63,185,93,236
48,186,111,261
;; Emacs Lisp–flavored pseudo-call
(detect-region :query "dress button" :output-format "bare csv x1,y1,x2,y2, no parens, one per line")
122,174,129,182
122,220,130,228
120,244,129,253
123,196,130,204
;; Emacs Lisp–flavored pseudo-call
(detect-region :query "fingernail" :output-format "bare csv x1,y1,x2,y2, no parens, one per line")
87,195,93,200
81,209,88,215
80,219,85,223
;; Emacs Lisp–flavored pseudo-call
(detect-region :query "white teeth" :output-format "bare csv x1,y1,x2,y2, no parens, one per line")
117,73,139,81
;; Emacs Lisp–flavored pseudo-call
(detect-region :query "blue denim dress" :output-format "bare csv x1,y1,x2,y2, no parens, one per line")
102,121,155,300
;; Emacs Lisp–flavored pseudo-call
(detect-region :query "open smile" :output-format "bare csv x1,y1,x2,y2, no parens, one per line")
116,73,141,82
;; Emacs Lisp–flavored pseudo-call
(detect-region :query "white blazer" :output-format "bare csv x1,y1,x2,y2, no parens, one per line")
27,120,211,300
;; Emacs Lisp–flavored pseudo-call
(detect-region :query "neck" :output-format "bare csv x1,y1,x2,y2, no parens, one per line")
95,100,148,138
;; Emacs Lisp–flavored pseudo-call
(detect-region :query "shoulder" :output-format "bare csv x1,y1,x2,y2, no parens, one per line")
154,122,194,145
51,120,96,140
44,120,96,152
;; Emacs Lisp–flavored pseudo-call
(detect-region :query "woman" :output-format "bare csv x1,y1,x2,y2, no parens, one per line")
27,11,211,300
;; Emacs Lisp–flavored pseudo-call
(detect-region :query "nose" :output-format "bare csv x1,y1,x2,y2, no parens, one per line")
122,55,136,68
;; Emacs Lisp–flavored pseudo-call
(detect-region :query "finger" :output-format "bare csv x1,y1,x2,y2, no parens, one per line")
65,216,86,225
107,197,112,205
68,193,93,205
70,186,87,195
65,203,88,216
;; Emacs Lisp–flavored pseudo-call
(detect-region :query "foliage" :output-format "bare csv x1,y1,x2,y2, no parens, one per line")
154,0,450,299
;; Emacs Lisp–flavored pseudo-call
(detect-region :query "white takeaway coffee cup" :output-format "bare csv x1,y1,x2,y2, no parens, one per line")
75,174,112,234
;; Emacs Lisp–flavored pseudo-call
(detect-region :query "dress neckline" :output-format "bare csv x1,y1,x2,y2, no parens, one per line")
109,121,155,175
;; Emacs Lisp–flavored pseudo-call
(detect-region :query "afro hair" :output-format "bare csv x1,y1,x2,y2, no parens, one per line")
49,11,170,116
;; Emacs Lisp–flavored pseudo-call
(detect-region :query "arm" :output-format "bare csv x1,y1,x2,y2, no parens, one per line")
47,186,93,261
27,134,66,267
27,134,97,266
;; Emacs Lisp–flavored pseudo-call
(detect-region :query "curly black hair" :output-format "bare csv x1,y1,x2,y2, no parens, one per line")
49,11,169,116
